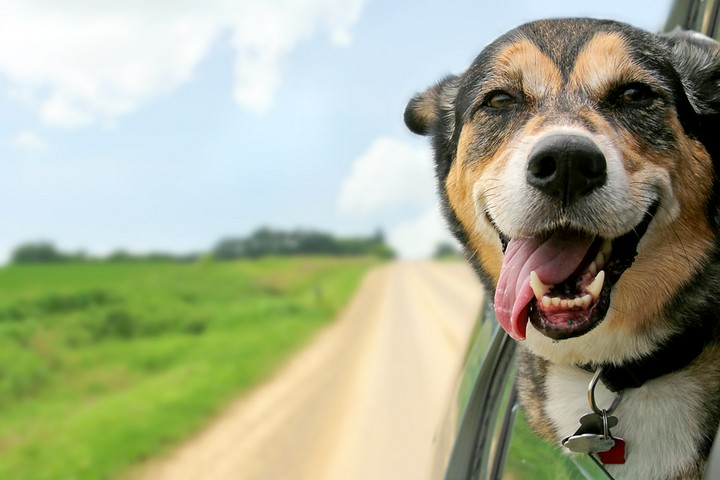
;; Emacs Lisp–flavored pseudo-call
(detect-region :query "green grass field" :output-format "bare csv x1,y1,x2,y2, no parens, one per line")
0,256,376,480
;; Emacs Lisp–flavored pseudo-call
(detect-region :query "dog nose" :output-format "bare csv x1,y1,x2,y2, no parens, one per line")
526,134,606,205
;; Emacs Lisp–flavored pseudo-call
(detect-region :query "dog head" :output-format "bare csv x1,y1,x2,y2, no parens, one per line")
406,19,720,364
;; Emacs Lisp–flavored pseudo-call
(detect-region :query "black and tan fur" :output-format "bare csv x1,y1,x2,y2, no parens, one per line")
405,19,720,479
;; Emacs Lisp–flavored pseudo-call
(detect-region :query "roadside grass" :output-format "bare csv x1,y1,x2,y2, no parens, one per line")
0,256,376,480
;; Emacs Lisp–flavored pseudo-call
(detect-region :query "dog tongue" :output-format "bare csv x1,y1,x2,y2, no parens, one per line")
494,232,594,340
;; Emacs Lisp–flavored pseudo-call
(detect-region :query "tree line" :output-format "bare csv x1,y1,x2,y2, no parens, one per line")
10,227,396,264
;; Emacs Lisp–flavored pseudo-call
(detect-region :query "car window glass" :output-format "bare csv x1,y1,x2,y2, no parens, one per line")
430,300,501,479
486,363,517,478
501,403,612,479
457,300,499,411
665,0,720,39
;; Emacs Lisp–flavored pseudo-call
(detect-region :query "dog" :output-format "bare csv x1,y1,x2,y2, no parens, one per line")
405,18,720,480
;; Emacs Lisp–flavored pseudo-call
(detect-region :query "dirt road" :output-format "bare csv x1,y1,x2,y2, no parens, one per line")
135,261,483,480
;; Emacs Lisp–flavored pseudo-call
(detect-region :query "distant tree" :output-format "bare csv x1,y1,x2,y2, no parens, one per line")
434,242,462,260
211,227,396,260
11,242,65,264
296,230,338,254
144,252,182,262
212,238,247,260
11,227,396,265
107,250,133,262
368,242,396,260
106,249,197,263
372,228,385,243
64,250,89,263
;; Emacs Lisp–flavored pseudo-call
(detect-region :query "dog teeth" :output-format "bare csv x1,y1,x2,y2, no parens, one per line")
539,292,595,311
588,262,597,276
530,271,550,300
582,294,592,307
595,252,605,268
540,293,594,310
587,270,605,298
534,269,604,311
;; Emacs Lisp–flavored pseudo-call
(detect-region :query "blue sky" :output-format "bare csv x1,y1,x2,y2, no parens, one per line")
0,0,672,262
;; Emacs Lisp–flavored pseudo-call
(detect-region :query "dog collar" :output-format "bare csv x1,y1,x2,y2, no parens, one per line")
578,318,713,392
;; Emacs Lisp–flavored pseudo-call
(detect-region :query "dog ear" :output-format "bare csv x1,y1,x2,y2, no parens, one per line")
404,75,460,136
665,29,720,117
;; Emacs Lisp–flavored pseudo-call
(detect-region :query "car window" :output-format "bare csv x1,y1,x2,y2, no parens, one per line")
457,300,501,410
432,300,505,480
440,302,613,480
501,398,612,479
478,354,613,480
666,0,720,40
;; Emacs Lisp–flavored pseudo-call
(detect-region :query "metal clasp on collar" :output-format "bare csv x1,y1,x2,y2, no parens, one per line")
588,366,623,416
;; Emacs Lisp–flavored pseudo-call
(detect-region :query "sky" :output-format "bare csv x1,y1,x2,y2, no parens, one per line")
0,0,674,262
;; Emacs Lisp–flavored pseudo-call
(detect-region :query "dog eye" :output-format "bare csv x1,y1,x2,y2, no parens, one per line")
617,83,656,106
484,91,517,109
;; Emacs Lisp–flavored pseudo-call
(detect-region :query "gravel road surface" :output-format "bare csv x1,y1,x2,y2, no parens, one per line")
135,261,483,480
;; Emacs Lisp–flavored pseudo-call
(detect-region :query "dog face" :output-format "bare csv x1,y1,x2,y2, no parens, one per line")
406,19,720,364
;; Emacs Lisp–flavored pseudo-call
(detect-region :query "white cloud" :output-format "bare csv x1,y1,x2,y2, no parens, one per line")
338,137,456,258
338,137,436,215
0,0,364,127
387,205,458,259
10,130,49,152
230,1,363,113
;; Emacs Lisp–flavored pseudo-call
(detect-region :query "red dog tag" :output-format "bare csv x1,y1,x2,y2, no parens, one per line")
597,437,626,464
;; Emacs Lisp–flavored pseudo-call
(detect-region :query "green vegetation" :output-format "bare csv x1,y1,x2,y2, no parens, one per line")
505,409,605,479
10,241,89,264
212,227,394,260
0,257,375,479
11,228,394,265
433,242,463,260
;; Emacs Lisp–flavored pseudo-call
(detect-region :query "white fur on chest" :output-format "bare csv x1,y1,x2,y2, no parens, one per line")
545,364,705,480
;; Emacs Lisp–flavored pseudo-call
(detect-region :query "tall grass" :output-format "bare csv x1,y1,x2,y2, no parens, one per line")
0,256,375,479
